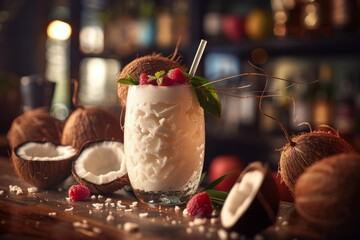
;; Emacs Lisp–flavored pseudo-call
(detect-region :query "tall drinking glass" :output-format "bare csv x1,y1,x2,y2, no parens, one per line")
124,84,205,205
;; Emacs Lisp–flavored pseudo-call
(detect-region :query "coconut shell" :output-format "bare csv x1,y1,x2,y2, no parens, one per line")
279,131,355,192
294,153,360,237
7,108,63,149
73,172,129,195
61,106,123,150
72,140,129,194
221,162,280,236
11,141,76,189
117,54,185,107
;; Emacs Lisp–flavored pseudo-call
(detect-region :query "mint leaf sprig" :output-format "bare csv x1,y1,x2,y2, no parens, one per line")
187,74,221,118
118,75,138,85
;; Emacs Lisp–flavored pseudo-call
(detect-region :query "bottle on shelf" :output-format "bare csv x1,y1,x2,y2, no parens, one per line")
312,61,334,127
334,73,357,136
331,0,357,35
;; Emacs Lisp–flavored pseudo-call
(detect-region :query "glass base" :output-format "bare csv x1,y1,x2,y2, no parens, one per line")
133,189,193,206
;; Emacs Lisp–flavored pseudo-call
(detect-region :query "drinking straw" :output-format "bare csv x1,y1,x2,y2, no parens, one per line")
189,39,207,76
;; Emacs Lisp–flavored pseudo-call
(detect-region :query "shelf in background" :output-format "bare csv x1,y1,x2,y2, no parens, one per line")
205,34,360,58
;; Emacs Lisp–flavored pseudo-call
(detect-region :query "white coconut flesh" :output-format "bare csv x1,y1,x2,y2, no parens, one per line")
17,142,77,161
74,141,126,185
221,170,264,228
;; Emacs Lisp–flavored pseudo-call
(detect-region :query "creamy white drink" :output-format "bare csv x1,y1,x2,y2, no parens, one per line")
124,84,205,205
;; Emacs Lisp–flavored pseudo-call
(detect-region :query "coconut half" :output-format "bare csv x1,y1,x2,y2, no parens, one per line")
220,162,280,236
72,140,129,194
11,141,77,189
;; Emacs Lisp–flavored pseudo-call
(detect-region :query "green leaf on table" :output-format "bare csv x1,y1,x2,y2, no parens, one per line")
205,189,228,208
203,172,235,191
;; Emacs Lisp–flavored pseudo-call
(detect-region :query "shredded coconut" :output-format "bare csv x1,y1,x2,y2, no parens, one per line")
64,207,74,212
106,214,115,222
27,187,38,193
217,229,228,240
123,222,139,232
92,203,104,210
9,185,23,195
139,212,148,218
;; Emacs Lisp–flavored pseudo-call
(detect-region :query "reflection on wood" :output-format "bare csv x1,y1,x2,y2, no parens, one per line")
0,157,326,239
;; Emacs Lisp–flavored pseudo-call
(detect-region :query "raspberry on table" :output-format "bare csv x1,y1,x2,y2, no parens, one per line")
186,192,213,218
68,185,90,201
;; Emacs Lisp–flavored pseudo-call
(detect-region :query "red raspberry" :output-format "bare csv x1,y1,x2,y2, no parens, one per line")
139,73,148,85
68,185,90,201
159,76,176,86
186,192,213,218
140,73,157,85
167,68,189,84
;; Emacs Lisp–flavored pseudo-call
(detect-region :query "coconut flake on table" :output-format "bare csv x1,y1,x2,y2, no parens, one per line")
106,213,115,222
123,222,139,232
27,187,38,193
64,207,74,212
92,227,102,234
217,229,228,240
9,185,23,195
92,203,104,210
130,201,138,207
139,212,149,218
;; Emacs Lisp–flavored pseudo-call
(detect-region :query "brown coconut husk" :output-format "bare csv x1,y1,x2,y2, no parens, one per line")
221,161,280,237
117,53,185,107
61,106,123,150
294,153,360,237
7,108,63,149
279,131,355,192
73,169,129,195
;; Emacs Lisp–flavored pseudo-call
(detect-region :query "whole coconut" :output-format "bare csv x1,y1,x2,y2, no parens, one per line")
294,153,360,237
117,53,185,107
279,130,355,192
61,106,123,150
7,108,63,149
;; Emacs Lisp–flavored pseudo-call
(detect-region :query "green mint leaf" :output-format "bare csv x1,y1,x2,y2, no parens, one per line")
155,70,166,79
117,75,139,85
188,74,221,118
205,189,228,208
203,172,235,191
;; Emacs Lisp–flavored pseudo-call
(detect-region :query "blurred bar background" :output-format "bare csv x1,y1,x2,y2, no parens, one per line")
1,0,360,170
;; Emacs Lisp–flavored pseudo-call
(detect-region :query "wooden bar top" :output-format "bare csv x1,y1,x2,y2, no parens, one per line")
0,156,327,240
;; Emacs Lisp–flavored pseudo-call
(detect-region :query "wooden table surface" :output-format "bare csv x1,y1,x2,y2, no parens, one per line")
0,156,329,240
